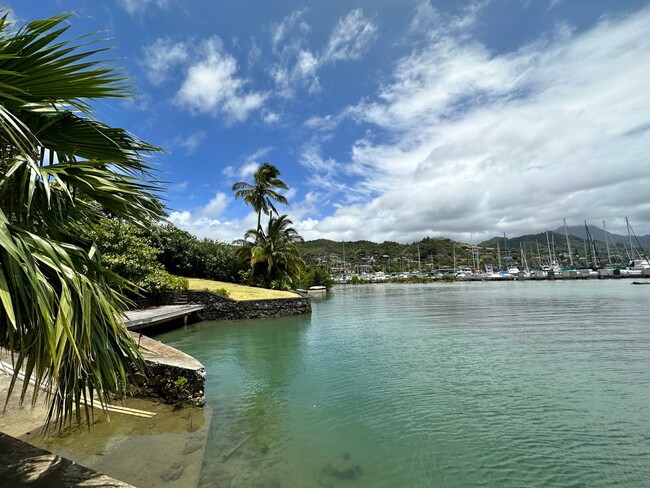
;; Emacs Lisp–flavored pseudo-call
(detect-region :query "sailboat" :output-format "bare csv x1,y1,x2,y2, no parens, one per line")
621,217,650,277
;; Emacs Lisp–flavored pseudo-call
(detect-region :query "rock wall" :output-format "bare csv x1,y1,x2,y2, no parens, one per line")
185,290,312,321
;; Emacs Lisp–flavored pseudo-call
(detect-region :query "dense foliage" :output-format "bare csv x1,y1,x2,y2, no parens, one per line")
299,266,334,289
156,223,245,282
84,219,188,296
0,12,164,428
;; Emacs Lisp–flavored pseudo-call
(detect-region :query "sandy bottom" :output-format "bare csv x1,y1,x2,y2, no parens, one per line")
1,370,210,488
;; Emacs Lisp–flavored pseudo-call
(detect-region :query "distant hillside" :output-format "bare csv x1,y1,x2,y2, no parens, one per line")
298,225,649,274
553,224,650,248
479,225,646,267
297,237,469,271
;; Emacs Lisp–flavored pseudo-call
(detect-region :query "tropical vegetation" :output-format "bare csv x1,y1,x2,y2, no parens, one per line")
236,215,305,289
155,223,245,283
0,12,163,428
232,163,288,233
83,219,188,297
299,266,334,289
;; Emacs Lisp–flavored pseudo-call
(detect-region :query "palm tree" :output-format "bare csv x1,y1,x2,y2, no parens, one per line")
236,215,304,287
0,12,164,428
232,163,288,233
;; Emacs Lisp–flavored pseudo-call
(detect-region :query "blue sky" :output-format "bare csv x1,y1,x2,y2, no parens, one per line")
8,0,650,243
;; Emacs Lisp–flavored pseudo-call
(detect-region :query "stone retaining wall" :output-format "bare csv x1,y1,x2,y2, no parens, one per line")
185,290,311,321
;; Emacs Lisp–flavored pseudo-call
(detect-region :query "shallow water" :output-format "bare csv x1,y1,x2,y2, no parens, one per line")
158,280,650,487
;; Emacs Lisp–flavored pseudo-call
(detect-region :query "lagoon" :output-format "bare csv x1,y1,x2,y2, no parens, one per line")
157,281,650,487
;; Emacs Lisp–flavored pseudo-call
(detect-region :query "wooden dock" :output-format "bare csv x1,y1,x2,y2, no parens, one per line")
124,304,205,331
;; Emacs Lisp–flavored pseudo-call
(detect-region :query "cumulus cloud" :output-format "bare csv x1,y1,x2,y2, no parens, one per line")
168,191,246,241
298,4,650,242
238,162,259,178
174,37,267,123
142,36,267,123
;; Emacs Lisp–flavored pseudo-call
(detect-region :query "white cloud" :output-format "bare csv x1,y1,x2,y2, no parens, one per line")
142,36,267,123
221,166,235,178
119,0,170,16
245,146,273,163
179,131,207,154
199,192,228,218
269,8,377,97
171,181,188,192
169,205,258,242
323,9,378,63
262,110,280,124
271,8,309,54
238,162,259,178
299,5,650,242
175,37,268,123
141,39,189,85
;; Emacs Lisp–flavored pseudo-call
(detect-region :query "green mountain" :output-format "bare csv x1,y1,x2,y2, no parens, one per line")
297,225,650,274
297,237,466,272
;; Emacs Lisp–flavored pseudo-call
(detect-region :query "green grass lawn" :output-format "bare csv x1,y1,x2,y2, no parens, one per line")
186,278,300,301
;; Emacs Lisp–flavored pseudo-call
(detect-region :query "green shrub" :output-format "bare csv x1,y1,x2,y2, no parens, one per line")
271,279,292,291
213,288,230,298
138,269,188,295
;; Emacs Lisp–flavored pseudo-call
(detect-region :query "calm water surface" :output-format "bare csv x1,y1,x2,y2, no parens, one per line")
158,281,650,487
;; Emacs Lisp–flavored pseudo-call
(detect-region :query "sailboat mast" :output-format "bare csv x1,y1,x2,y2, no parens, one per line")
453,244,457,273
563,219,574,267
342,241,346,274
603,220,612,267
546,230,553,266
626,217,634,261
417,245,421,275
497,241,502,270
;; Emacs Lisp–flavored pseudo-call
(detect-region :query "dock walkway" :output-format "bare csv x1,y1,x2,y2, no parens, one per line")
124,304,205,331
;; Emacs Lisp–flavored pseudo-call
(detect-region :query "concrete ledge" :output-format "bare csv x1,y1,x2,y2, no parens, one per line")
124,304,205,331
0,432,135,487
129,332,206,407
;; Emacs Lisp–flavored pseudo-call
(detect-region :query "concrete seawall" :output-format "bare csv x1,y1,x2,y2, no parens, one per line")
129,332,206,407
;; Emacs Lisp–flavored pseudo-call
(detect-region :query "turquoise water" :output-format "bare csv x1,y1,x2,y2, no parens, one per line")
157,281,650,487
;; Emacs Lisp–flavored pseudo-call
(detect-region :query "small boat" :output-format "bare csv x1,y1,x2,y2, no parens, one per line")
631,281,650,285
307,286,327,294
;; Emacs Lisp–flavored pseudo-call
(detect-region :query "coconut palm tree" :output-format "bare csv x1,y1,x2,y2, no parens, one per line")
0,12,164,428
236,215,304,287
232,163,288,233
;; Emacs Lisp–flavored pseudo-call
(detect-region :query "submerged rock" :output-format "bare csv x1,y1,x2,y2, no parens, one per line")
161,461,186,482
319,453,362,484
